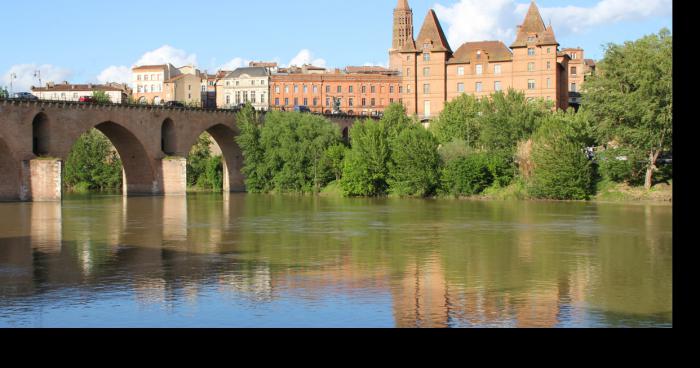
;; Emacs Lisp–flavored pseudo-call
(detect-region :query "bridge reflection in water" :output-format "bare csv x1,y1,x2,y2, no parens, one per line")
0,194,673,328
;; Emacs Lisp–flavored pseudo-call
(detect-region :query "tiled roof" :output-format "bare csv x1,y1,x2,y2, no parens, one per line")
511,1,558,48
225,67,270,79
132,64,167,71
448,41,513,64
414,10,452,53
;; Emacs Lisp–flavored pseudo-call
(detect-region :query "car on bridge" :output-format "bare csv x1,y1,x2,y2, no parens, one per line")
294,106,311,113
164,101,186,108
13,92,38,101
79,96,95,103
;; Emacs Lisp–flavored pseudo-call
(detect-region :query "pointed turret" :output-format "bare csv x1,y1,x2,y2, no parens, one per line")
511,1,557,48
397,0,410,10
415,9,452,53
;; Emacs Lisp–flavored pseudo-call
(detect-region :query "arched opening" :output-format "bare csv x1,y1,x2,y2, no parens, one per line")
161,118,176,155
0,137,19,201
63,122,156,195
138,97,147,104
186,124,244,193
32,113,49,156
153,96,161,105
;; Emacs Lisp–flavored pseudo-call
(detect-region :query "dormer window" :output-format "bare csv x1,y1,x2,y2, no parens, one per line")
476,51,482,60
527,36,535,43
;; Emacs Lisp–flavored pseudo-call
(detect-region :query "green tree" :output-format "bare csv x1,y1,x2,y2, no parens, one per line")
528,113,594,200
323,144,347,182
0,87,8,99
92,90,111,104
381,103,413,138
583,28,672,189
235,103,267,192
430,93,482,147
389,125,441,197
64,129,123,191
187,133,215,188
341,119,392,196
440,153,492,197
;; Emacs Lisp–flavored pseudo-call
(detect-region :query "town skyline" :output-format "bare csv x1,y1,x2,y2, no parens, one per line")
2,0,671,92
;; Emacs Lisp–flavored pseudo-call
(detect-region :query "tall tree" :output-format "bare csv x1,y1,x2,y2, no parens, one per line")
583,28,672,190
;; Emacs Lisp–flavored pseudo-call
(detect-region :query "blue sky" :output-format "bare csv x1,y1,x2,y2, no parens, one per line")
1,0,672,91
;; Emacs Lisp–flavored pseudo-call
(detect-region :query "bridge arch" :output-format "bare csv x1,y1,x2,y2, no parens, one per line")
161,118,176,155
186,124,245,192
33,113,50,156
0,136,20,200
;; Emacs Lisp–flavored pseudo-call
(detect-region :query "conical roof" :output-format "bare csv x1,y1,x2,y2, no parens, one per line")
415,9,452,53
511,1,558,48
396,0,410,10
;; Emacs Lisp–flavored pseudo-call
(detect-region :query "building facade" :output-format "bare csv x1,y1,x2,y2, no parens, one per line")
269,68,402,116
561,48,596,108
393,0,574,119
31,82,129,103
132,64,179,104
217,67,271,111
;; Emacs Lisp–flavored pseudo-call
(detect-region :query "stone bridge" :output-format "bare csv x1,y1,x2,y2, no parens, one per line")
0,99,359,202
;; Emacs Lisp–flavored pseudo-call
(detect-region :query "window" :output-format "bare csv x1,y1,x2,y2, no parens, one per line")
476,51,482,60
294,85,299,93
236,81,240,86
326,97,330,106
137,86,143,93
227,95,232,105
313,98,318,106
476,65,483,75
423,67,430,77
547,61,551,70
337,86,342,93
285,86,289,93
361,86,366,93
313,85,318,94
547,48,551,54
407,85,412,93
371,98,376,106
528,48,535,57
389,85,394,93
362,98,366,106
494,81,502,91
475,82,482,93
303,85,308,94
528,80,536,90
547,78,552,88
304,98,308,106
188,85,191,91
390,98,394,104
528,62,535,72
494,64,502,75
571,53,578,60
349,98,354,107
144,75,149,81
571,67,578,75
294,97,298,106
226,81,230,87
285,98,289,106
251,91,256,103
457,67,464,76
423,53,430,62
571,83,577,92
275,98,279,106
371,86,376,93
399,86,403,94
457,83,464,93
326,85,331,93
243,91,248,102
236,92,241,104
251,80,255,86
202,85,206,92
423,84,430,94
407,67,411,75
275,86,280,93
528,36,535,43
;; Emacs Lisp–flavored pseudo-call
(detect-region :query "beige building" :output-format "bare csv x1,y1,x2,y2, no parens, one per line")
392,0,574,119
31,82,130,103
217,67,271,111
132,64,208,106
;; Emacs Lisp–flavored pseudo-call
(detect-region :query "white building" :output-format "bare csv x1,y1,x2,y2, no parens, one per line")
31,82,129,103
217,67,270,111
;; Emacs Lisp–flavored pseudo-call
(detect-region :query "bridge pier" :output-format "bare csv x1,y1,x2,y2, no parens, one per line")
20,159,63,202
161,157,187,196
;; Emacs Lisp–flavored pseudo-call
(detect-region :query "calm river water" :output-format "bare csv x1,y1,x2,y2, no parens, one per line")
0,193,672,328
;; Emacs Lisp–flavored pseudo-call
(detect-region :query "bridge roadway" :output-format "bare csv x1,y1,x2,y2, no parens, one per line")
0,98,362,202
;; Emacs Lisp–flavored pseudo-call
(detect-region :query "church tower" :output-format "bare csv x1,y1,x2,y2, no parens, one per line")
389,0,414,71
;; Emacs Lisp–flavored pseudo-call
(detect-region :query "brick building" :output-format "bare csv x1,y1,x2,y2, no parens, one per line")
392,0,576,119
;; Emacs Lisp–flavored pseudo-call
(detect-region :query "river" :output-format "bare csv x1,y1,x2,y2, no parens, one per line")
0,193,672,328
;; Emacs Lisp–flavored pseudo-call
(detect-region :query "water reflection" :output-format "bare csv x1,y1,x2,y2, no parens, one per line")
0,194,672,328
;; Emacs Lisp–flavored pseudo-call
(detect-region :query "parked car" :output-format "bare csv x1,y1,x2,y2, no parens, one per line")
79,96,95,103
164,101,185,108
13,92,38,100
294,105,311,113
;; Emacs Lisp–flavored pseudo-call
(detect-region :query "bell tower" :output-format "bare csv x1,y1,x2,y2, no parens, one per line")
390,0,414,71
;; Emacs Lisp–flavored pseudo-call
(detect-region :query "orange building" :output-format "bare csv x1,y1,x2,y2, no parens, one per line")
392,0,575,119
269,68,402,116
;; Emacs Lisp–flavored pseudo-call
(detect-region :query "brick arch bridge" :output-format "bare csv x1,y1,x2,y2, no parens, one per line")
0,100,358,202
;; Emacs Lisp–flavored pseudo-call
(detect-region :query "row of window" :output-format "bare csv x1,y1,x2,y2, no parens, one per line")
272,84,401,95
136,74,162,81
137,84,162,93
273,97,400,107
225,91,267,105
224,79,266,87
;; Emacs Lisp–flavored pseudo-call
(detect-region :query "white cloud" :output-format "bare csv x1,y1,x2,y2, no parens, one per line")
96,65,131,84
135,45,198,67
287,49,327,67
219,57,251,71
434,0,672,47
2,64,73,92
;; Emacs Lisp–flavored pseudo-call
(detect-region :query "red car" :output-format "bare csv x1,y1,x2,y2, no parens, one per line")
79,96,95,103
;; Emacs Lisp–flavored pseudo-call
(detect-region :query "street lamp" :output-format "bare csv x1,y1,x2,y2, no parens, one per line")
9,73,17,96
34,70,42,88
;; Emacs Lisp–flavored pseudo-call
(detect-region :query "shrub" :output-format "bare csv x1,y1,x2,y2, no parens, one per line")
596,146,646,185
389,125,441,197
64,129,123,191
528,118,594,200
341,119,391,196
440,153,493,197
485,150,516,188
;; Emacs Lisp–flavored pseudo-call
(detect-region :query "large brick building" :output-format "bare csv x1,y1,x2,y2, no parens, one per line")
391,0,575,118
